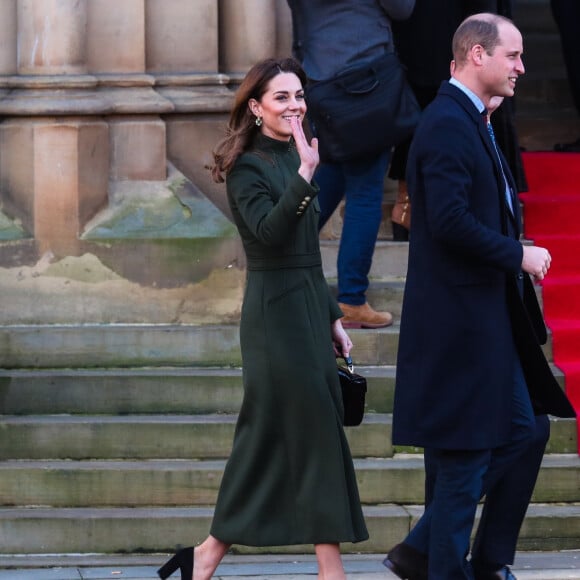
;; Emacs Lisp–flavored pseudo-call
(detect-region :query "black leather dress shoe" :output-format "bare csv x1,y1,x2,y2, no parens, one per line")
473,564,517,580
383,542,428,580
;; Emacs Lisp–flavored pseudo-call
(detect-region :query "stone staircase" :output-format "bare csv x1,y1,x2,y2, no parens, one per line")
1,0,580,562
0,242,579,558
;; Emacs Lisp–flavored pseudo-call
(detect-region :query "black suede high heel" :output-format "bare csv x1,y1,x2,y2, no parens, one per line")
157,546,194,580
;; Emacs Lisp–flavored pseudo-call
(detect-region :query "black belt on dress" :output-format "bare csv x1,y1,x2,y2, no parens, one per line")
246,252,322,270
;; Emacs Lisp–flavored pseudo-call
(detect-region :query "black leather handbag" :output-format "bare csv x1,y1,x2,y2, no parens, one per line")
305,51,421,163
338,355,367,427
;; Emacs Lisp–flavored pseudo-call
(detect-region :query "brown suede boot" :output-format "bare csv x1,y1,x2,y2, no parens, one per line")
338,302,393,329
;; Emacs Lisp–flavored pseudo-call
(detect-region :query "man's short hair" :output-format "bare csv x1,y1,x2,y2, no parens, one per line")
452,14,514,67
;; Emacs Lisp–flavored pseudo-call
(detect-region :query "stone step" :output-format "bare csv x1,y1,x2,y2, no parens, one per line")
517,109,580,152
0,413,575,461
0,366,396,415
0,413,392,460
0,363,566,416
1,455,578,508
327,241,552,336
517,74,575,109
397,415,577,456
0,503,578,555
0,367,247,415
1,552,579,580
328,275,547,319
321,240,409,280
0,324,400,368
0,318,557,369
327,278,407,318
0,324,244,369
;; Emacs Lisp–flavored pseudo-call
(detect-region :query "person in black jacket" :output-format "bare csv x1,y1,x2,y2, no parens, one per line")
389,0,527,241
383,14,575,580
287,0,415,327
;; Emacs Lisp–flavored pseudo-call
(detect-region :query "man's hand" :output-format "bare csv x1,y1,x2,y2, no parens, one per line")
522,245,552,280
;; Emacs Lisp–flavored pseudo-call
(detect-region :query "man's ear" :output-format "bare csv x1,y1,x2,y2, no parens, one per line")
471,44,485,66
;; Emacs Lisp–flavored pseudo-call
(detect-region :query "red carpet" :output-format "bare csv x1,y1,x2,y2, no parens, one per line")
520,152,580,452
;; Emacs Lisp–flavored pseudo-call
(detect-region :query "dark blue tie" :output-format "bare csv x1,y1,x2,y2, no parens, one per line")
484,116,514,215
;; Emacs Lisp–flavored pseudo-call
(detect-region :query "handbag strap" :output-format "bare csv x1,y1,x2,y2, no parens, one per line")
342,355,355,374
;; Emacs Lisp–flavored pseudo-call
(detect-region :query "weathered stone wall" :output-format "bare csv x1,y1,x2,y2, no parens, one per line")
0,0,293,324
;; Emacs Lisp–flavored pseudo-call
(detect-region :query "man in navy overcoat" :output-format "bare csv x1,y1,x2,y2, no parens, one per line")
385,13,576,580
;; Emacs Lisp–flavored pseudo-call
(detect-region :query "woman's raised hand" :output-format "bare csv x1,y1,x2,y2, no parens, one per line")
290,115,319,183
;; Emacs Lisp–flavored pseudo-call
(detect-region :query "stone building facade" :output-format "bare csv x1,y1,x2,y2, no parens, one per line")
1,1,579,327
0,0,294,325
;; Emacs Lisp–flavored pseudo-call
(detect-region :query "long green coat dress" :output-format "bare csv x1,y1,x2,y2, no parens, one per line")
209,133,368,547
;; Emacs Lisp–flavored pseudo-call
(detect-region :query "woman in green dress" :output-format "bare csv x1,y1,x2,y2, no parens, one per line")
157,57,367,580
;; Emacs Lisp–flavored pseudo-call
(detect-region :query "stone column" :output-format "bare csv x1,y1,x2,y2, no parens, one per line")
145,0,218,73
87,0,145,73
109,116,166,181
275,0,293,58
219,0,277,73
17,0,88,75
0,0,17,74
0,119,109,256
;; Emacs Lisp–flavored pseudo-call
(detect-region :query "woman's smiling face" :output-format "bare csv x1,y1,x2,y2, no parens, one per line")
249,72,307,142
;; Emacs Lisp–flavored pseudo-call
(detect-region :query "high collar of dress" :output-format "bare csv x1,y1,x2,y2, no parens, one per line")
254,132,295,153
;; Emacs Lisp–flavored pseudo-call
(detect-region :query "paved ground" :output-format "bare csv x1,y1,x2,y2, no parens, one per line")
0,552,579,579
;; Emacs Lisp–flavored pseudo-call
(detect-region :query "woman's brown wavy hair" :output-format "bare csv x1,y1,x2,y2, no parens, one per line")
210,57,307,183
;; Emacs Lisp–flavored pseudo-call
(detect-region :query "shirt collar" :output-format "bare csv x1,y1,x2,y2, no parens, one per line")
449,77,486,115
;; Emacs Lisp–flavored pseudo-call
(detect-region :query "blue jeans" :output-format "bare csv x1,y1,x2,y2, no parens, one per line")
315,150,391,305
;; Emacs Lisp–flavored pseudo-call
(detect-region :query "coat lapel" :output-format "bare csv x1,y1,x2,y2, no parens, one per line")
440,82,521,236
